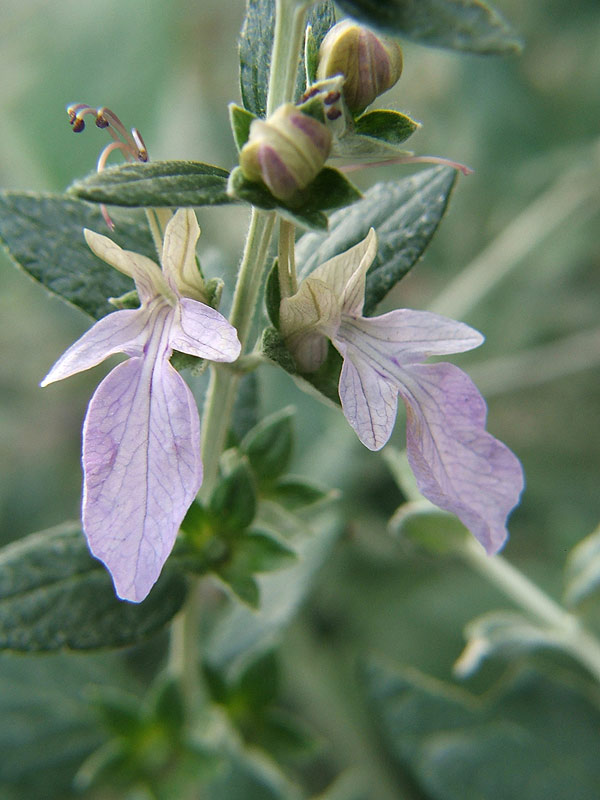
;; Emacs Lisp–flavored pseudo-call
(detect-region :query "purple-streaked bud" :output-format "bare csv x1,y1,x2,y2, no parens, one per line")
316,20,403,113
239,103,332,201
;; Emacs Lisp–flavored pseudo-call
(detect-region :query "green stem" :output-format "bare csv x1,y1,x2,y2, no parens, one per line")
169,0,308,714
277,218,297,298
462,539,600,682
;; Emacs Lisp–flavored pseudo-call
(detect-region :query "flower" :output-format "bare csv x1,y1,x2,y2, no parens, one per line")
41,210,241,602
316,20,403,113
280,229,524,554
239,103,332,201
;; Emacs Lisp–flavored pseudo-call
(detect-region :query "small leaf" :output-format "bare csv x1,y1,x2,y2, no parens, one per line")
241,407,295,483
230,372,261,445
69,161,234,208
296,166,458,314
210,457,258,533
269,476,336,511
216,568,261,609
265,258,282,328
234,530,297,574
0,192,156,320
564,523,600,608
228,166,362,231
0,523,188,651
334,0,522,55
389,501,470,555
354,109,420,145
229,103,257,151
150,676,186,733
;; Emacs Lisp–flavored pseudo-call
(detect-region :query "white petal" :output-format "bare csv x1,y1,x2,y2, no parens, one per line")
161,209,205,301
40,307,153,386
338,310,483,363
338,346,398,450
82,352,202,603
169,298,241,362
400,362,524,554
84,229,169,303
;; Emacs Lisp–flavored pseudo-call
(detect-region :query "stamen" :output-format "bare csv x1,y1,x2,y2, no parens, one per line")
65,103,150,229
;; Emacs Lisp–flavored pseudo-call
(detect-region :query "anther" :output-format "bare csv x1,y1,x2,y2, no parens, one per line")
324,91,341,105
326,107,342,121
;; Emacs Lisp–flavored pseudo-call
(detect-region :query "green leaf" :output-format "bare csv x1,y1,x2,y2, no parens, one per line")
241,407,295,483
235,530,297,574
296,166,458,314
229,103,257,151
354,109,420,145
239,0,336,118
268,476,336,511
265,258,282,328
0,192,157,319
564,523,600,608
69,161,234,208
363,658,600,800
0,523,188,651
334,0,522,55
228,166,362,231
454,611,568,679
210,456,258,533
230,372,261,445
389,501,470,555
216,567,261,609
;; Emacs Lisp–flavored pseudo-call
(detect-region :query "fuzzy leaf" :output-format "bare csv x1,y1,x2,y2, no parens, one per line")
335,0,522,55
354,109,420,145
239,0,336,118
69,161,234,208
363,658,600,800
0,192,157,319
229,103,257,151
241,407,295,483
210,458,258,533
0,523,188,652
296,166,458,314
389,502,470,555
564,523,600,608
268,476,336,510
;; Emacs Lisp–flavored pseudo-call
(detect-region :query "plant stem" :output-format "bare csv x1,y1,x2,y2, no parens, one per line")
277,218,297,298
462,539,600,682
169,0,309,707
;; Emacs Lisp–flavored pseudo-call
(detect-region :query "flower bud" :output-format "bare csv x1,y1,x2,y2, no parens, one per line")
239,103,332,202
316,21,403,113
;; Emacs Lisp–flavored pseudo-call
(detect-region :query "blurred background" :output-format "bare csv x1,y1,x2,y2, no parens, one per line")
1,0,599,798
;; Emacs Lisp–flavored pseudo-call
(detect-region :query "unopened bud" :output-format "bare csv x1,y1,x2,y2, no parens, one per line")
239,103,332,202
316,21,403,113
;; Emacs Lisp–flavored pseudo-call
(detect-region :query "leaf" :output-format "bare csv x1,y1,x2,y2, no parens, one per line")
453,611,568,678
228,166,362,231
296,166,458,314
389,501,470,555
564,523,600,608
265,258,282,328
230,103,257,151
210,457,258,533
354,109,420,145
230,372,261,445
0,652,131,799
69,161,234,208
334,0,522,55
239,0,336,119
0,522,188,651
234,530,297,574
241,407,295,483
0,192,157,319
268,476,336,511
363,658,600,800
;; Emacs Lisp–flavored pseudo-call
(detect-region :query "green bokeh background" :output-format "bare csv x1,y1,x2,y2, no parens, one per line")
1,1,599,797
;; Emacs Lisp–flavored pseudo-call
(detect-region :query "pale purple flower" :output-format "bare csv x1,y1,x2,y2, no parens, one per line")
280,229,524,554
41,210,241,602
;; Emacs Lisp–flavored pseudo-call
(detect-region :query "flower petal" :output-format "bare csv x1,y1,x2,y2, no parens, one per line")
400,362,524,554
161,209,205,301
338,310,483,363
40,307,153,386
82,353,202,602
169,298,241,362
338,347,398,450
84,229,170,304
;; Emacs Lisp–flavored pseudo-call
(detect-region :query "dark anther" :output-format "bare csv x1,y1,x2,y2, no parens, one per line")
324,91,341,106
300,86,320,102
71,117,85,133
95,114,109,129
326,107,342,121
